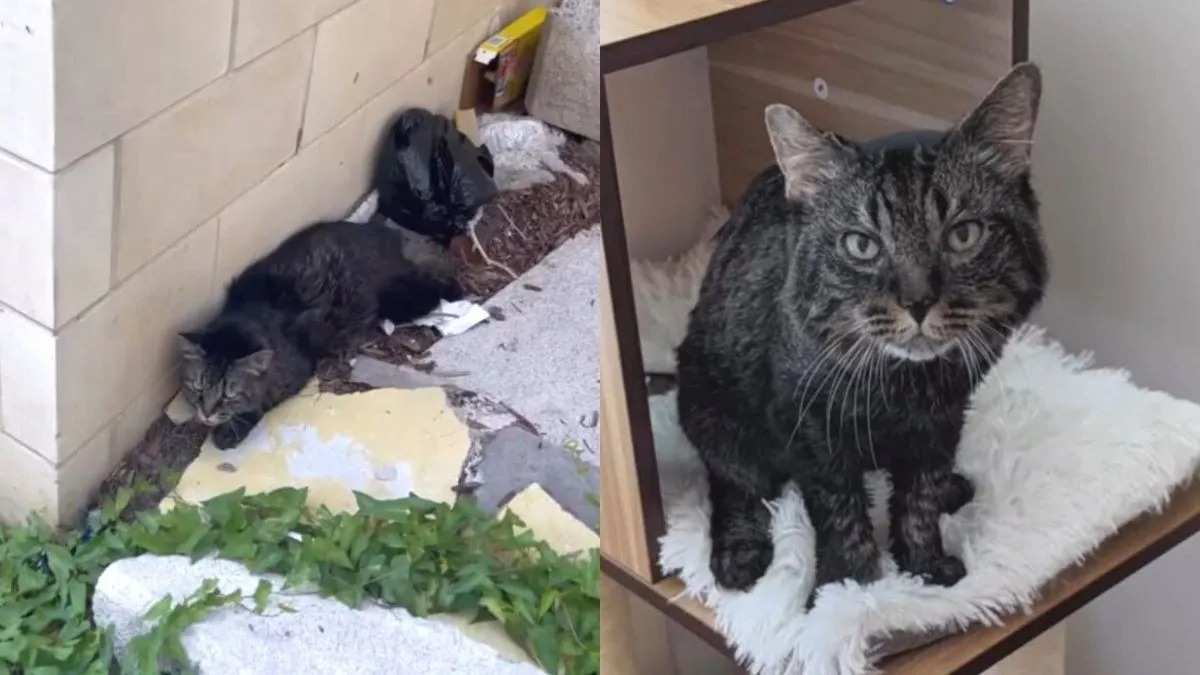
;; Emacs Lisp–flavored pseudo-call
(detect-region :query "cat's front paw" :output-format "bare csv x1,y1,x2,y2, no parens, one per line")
710,534,773,591
807,556,882,609
211,423,245,450
913,555,967,587
940,473,975,514
814,554,882,588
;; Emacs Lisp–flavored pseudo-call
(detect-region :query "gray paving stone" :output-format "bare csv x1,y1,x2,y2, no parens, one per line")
525,0,600,140
345,227,600,537
471,425,598,531
426,227,600,465
350,358,448,390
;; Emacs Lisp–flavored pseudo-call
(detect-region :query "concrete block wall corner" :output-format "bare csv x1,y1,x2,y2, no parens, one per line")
0,0,551,524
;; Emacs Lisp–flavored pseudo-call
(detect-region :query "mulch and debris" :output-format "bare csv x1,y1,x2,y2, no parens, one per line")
323,137,598,379
88,134,599,518
93,418,210,517
456,140,599,298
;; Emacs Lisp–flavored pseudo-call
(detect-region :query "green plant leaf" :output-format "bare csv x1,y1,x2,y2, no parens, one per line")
252,580,272,614
142,595,174,623
530,625,562,675
479,596,508,623
101,486,135,524
538,589,559,618
202,488,246,526
0,488,599,674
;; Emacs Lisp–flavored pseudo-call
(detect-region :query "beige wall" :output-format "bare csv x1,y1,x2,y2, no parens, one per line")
1028,2,1200,674
0,0,542,524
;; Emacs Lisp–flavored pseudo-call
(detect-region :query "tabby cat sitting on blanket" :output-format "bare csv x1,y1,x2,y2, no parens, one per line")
676,63,1047,600
179,220,462,450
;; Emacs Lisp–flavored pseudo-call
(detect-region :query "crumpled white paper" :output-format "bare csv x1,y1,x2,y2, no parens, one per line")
409,300,492,337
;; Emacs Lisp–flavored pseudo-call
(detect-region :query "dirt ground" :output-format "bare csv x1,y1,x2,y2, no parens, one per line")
91,135,599,517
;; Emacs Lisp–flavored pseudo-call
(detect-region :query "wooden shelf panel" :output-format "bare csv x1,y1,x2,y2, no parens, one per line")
602,0,763,47
599,259,654,578
601,0,857,73
625,479,1200,673
710,0,1013,202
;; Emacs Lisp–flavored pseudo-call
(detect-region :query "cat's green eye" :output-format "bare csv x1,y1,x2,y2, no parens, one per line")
841,232,881,261
947,220,985,252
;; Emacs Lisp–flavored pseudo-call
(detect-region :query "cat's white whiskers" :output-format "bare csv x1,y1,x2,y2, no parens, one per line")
846,342,878,469
819,339,861,426
842,344,866,457
794,330,860,420
824,337,868,458
967,325,1014,411
786,336,853,451
870,347,883,461
874,339,893,412
978,319,1034,384
864,343,883,466
963,332,992,397
964,329,989,386
957,336,979,389
792,335,847,403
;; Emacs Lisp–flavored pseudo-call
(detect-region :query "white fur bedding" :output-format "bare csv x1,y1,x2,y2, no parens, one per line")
632,242,1200,674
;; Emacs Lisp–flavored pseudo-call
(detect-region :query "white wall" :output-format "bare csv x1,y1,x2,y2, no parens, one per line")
1030,2,1200,673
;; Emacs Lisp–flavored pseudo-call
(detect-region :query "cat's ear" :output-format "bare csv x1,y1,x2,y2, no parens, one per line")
178,332,206,361
765,104,843,201
234,349,274,377
952,62,1041,176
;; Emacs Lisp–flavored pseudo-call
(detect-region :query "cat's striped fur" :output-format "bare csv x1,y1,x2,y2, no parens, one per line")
677,64,1046,596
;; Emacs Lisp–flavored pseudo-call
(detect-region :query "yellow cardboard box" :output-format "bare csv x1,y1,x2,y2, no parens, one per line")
467,6,548,110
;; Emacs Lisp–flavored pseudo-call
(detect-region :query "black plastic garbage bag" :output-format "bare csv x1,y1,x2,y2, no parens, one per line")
374,108,497,245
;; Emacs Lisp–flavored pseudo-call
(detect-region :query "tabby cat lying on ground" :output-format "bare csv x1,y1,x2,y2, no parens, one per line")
677,64,1047,597
180,220,461,449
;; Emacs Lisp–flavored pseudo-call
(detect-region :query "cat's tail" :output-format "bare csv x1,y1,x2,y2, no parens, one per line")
377,273,464,324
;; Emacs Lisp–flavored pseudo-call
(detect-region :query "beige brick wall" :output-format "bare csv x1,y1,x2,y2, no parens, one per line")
0,0,546,524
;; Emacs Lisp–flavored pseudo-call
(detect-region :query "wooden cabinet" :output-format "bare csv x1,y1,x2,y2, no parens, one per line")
599,1,1200,672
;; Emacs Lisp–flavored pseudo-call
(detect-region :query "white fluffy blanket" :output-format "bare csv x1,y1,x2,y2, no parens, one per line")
632,242,1200,674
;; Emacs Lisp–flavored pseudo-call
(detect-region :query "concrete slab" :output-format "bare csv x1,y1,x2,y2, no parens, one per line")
347,227,601,533
94,555,541,675
351,358,450,390
471,425,598,531
349,358,598,531
525,0,600,141
504,484,598,554
169,381,470,512
423,226,601,464
161,381,565,668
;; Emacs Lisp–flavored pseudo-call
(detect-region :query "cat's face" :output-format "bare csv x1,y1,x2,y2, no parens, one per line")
178,332,273,426
768,64,1047,362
